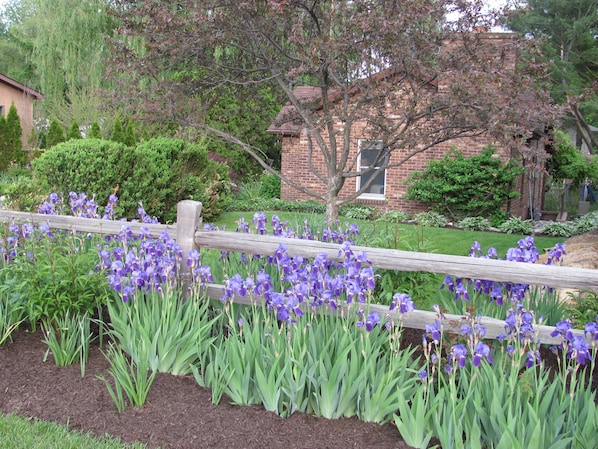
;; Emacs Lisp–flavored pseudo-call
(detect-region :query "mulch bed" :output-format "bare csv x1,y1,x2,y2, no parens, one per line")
1,326,596,449
0,327,414,449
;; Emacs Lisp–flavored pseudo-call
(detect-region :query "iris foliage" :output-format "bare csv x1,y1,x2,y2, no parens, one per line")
1,192,598,447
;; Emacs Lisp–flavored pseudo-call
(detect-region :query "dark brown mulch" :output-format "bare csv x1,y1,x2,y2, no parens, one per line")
1,327,596,449
0,327,413,449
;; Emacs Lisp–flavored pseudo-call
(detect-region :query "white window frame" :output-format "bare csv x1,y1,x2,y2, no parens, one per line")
356,139,386,200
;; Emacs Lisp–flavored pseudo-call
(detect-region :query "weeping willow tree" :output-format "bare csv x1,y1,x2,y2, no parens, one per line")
6,0,116,125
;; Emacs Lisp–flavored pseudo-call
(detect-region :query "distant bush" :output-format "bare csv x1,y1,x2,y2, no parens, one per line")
498,216,534,235
414,211,448,228
458,216,490,231
32,138,230,222
339,204,377,220
572,211,598,234
378,210,410,223
406,146,522,220
258,173,281,199
541,222,575,238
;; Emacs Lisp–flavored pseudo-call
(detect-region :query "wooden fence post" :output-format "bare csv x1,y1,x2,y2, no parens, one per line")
176,200,203,284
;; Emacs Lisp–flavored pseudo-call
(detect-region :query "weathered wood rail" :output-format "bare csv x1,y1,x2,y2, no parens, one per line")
2,200,596,345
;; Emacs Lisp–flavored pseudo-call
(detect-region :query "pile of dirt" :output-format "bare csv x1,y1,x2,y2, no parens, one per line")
560,230,598,270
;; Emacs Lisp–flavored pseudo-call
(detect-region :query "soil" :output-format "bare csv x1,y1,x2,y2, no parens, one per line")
0,326,416,449
2,326,596,449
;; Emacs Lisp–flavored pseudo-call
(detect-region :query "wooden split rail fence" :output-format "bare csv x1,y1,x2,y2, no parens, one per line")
2,200,598,345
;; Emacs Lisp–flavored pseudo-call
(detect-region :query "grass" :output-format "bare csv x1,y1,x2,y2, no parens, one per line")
0,413,149,449
212,211,565,257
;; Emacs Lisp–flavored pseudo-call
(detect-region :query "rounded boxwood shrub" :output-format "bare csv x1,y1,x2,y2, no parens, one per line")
32,138,230,222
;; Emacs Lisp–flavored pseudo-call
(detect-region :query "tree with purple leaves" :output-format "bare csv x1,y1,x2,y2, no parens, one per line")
108,0,559,221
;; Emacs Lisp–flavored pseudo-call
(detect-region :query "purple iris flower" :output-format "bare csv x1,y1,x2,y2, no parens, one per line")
472,342,493,366
570,336,592,365
390,293,415,313
425,319,442,344
585,321,598,341
357,311,380,332
450,344,468,368
551,319,572,339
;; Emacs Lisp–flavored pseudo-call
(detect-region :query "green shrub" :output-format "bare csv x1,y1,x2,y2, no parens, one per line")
0,104,23,170
340,204,377,220
413,211,448,228
572,211,598,235
406,146,523,220
498,216,534,235
119,138,230,222
66,122,82,140
88,122,102,139
0,170,45,212
565,290,598,326
32,138,231,222
287,200,325,214
1,229,110,325
235,181,263,202
46,119,65,148
378,210,410,223
458,216,490,231
540,222,574,238
258,173,281,199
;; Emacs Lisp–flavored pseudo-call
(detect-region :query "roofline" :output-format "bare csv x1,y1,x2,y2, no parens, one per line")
0,73,45,100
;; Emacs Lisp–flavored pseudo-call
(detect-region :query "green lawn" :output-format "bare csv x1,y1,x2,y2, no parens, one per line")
0,413,148,449
212,211,565,257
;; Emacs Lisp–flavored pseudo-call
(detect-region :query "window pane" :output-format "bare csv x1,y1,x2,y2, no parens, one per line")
360,141,383,167
360,168,385,195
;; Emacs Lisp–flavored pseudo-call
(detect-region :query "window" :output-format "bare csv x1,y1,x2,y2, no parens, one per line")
357,140,386,198
0,105,4,117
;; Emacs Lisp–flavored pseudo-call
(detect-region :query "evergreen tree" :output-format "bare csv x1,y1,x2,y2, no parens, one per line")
88,121,102,139
124,120,137,147
507,0,598,152
46,119,65,148
0,115,7,170
4,104,23,165
110,117,125,144
66,121,82,140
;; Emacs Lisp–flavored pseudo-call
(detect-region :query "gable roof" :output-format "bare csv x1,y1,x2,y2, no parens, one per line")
267,32,519,138
267,86,322,136
0,73,44,100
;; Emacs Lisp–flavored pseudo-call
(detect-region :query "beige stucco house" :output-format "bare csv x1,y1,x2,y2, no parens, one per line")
0,73,44,149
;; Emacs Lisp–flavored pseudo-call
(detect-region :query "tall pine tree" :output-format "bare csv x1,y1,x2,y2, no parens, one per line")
110,117,125,144
507,0,598,152
0,114,7,170
46,119,65,148
0,104,24,167
67,121,82,140
88,121,102,139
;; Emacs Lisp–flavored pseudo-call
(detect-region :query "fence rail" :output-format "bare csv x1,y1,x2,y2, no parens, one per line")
2,201,595,345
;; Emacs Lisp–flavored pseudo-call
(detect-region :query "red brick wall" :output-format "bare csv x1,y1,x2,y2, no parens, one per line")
277,33,545,220
280,129,544,219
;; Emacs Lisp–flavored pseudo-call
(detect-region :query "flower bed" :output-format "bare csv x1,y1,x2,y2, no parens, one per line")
1,192,597,448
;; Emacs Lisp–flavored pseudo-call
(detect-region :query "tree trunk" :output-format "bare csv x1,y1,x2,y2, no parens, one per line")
325,199,340,223
324,176,343,223
570,102,598,154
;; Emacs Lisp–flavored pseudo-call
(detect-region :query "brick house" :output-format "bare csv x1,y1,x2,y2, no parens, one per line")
267,34,548,220
0,73,44,149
